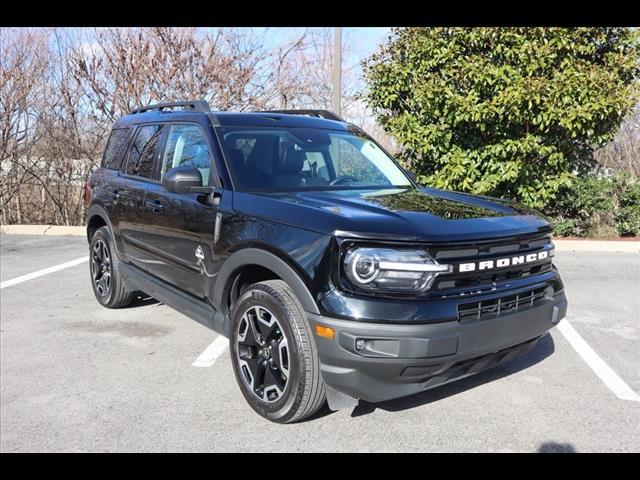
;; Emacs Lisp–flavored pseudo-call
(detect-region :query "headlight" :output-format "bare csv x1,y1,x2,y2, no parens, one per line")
343,247,452,293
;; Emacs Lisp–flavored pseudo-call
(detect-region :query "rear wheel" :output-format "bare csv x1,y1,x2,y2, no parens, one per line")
89,226,134,308
229,280,325,423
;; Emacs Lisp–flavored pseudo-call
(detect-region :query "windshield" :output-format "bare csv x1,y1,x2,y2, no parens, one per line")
220,126,412,191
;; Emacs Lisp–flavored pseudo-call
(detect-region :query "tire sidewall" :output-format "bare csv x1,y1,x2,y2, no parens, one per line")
89,227,118,307
229,286,306,423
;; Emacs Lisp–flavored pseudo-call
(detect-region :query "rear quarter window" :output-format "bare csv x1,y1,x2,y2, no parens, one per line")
124,125,163,180
101,128,132,170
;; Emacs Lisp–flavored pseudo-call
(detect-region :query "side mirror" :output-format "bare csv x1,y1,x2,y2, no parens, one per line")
163,166,209,194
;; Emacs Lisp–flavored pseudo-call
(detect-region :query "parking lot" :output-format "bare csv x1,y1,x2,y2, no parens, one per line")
1,234,639,452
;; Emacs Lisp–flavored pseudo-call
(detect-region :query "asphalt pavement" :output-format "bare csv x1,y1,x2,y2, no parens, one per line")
1,234,638,452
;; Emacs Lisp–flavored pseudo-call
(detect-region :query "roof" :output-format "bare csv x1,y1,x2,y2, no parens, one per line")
215,112,349,130
112,109,350,131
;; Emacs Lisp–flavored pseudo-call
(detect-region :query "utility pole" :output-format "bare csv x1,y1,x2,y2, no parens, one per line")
332,27,342,116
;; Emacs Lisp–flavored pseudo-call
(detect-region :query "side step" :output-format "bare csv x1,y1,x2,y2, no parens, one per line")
121,263,227,336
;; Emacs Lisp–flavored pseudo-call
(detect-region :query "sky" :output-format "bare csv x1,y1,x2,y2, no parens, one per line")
252,27,393,77
257,27,392,57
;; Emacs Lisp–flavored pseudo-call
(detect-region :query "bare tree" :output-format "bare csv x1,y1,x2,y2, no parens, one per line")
261,28,360,111
63,28,269,148
596,103,640,178
0,28,49,224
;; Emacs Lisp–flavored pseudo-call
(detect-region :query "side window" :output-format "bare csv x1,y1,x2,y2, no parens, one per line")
125,125,162,179
162,124,213,187
101,128,131,170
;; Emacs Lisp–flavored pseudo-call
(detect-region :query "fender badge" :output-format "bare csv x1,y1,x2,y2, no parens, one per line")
195,245,205,262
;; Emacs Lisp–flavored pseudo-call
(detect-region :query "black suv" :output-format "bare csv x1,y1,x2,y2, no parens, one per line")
86,100,567,423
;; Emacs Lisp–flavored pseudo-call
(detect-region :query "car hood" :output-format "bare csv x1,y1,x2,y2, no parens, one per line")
232,187,552,243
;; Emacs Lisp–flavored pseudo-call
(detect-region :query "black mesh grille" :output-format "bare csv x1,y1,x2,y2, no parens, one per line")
457,286,547,323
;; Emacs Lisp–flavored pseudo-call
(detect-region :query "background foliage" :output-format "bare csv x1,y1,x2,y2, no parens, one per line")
547,174,640,237
1,27,387,226
2,27,640,237
363,27,640,211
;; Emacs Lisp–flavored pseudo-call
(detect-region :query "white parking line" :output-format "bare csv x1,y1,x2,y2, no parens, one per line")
6,254,638,405
0,256,89,289
557,319,640,402
192,336,229,367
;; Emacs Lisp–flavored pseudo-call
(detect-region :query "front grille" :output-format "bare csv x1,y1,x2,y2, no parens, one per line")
435,262,553,291
430,232,554,294
457,286,547,323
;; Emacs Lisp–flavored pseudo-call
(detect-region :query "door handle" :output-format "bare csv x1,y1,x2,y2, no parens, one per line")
145,200,164,212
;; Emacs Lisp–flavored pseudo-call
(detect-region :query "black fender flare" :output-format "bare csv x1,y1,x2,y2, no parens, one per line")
86,204,113,240
213,248,320,316
85,204,125,257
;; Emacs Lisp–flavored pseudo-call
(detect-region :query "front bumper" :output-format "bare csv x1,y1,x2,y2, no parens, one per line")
308,292,567,403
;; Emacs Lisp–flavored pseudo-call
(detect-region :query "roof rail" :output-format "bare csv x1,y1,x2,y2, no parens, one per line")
128,100,211,115
255,109,345,122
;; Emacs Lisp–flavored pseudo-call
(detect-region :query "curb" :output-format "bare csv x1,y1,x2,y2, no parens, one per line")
553,239,639,253
0,225,86,236
0,225,638,252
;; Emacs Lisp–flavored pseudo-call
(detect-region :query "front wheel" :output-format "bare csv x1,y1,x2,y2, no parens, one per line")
229,280,326,423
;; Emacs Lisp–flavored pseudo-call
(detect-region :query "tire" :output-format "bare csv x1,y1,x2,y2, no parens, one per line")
229,280,326,423
89,226,134,308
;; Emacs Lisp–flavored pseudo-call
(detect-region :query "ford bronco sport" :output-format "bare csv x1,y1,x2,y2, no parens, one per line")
86,100,568,423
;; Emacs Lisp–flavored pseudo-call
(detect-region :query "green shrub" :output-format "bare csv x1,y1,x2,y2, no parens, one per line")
615,206,640,236
615,179,640,235
546,174,640,237
549,175,615,219
552,218,581,237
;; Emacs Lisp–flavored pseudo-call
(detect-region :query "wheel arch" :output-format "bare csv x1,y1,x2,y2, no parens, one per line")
86,204,112,243
214,248,320,319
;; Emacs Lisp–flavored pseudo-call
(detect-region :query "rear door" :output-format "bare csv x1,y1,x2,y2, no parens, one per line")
140,122,218,300
98,127,133,257
115,123,165,267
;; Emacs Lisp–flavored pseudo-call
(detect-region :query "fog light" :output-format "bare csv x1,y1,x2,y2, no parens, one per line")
355,339,366,351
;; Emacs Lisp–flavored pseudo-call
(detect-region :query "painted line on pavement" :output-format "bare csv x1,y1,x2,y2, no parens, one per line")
557,319,640,402
0,256,89,289
192,336,229,367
